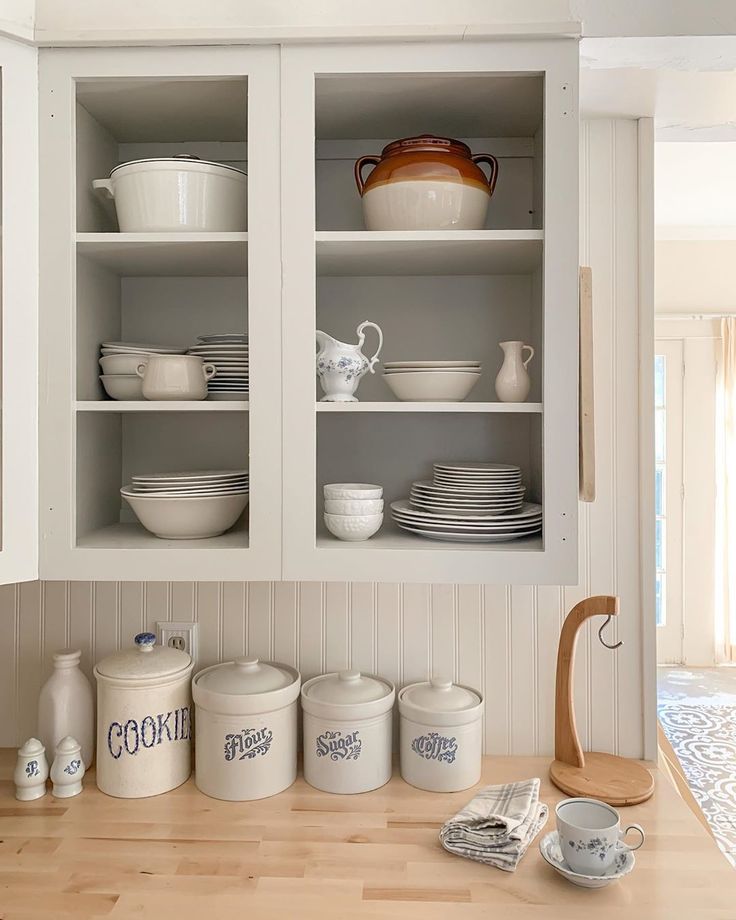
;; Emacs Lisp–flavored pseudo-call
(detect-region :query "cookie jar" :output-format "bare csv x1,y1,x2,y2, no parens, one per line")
398,678,483,792
354,135,499,231
192,657,301,801
301,669,395,794
94,633,193,798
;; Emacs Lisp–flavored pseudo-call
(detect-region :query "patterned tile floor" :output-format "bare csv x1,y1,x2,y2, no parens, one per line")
658,666,736,866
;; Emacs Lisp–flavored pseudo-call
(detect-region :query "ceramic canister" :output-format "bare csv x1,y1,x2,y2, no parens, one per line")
398,678,483,792
192,657,301,801
301,670,395,794
94,633,193,798
354,135,499,231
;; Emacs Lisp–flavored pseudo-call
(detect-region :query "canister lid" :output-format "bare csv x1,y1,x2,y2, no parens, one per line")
304,669,392,705
195,657,295,695
95,632,192,681
400,677,481,713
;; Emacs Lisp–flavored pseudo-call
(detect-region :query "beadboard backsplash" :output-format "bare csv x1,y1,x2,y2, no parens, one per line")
0,119,651,758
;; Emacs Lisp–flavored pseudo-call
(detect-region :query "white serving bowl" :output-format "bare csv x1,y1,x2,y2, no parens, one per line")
324,512,383,541
100,374,144,400
384,370,480,402
324,498,384,515
324,483,383,501
99,353,150,375
121,489,249,539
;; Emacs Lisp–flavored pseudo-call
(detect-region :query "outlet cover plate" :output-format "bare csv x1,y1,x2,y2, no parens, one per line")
157,621,198,664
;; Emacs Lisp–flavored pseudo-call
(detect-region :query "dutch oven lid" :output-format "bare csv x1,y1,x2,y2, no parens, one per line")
195,656,295,695
95,632,192,680
110,154,246,177
401,677,480,712
304,669,392,705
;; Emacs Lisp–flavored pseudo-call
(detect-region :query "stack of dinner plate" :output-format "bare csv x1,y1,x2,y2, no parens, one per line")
188,334,248,400
391,461,542,543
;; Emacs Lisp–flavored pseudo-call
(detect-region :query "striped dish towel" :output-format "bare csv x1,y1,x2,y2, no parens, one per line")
439,778,548,872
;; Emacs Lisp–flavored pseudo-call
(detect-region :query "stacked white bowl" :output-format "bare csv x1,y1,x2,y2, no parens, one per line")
383,360,482,402
99,341,186,400
121,469,249,539
323,483,384,541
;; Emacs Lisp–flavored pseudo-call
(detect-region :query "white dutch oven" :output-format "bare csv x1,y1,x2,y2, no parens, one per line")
192,657,300,801
94,632,193,798
301,669,395,794
92,155,247,232
398,678,483,793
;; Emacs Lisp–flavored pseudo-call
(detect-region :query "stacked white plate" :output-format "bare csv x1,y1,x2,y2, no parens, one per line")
99,341,187,400
391,462,542,543
121,469,249,540
188,334,248,400
383,360,481,402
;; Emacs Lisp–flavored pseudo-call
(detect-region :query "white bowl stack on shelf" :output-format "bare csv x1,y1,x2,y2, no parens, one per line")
121,469,249,539
391,461,542,543
99,341,186,401
382,360,482,402
188,334,249,401
323,483,384,541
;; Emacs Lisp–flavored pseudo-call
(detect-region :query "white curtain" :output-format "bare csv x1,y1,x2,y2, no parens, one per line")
715,317,736,661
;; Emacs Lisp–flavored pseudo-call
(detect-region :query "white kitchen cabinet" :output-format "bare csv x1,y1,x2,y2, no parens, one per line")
0,37,39,585
38,46,282,581
281,40,579,584
0,35,578,585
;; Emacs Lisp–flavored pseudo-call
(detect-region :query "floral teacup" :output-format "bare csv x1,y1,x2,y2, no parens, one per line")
555,797,644,876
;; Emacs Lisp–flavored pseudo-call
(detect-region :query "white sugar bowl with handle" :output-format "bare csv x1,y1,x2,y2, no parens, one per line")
301,669,395,794
398,677,484,793
192,657,301,801
94,632,193,798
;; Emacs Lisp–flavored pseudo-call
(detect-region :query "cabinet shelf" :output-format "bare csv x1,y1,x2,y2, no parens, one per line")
315,231,543,276
76,233,248,276
75,401,249,412
77,522,249,551
315,401,542,413
316,527,543,553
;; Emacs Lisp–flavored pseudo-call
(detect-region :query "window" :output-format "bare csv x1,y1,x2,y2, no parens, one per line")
655,355,667,626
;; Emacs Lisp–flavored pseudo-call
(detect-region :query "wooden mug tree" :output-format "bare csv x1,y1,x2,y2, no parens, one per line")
549,595,654,806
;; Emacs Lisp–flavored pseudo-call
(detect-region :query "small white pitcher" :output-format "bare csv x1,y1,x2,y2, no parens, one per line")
137,354,216,401
494,340,534,403
316,321,383,402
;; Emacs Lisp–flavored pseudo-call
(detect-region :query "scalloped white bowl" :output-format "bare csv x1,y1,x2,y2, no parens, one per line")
324,498,384,515
324,512,383,542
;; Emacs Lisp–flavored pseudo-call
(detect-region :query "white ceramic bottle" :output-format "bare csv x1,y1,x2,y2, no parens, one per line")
494,341,535,403
38,649,95,768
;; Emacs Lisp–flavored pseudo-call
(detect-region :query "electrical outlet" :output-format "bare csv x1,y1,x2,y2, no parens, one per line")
157,622,198,664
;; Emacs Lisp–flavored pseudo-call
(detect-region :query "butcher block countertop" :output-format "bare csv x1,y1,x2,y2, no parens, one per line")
0,752,734,919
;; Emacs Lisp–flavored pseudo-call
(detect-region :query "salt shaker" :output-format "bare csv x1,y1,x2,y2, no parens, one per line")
50,736,85,798
14,738,49,801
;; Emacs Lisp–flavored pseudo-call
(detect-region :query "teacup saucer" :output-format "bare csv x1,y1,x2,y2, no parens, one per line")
539,831,635,889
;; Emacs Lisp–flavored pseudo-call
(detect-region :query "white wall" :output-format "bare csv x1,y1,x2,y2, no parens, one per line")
656,241,736,314
0,0,34,41
0,119,652,760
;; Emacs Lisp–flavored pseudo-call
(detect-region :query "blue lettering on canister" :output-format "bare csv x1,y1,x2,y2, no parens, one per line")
315,729,361,761
105,706,191,759
410,732,458,764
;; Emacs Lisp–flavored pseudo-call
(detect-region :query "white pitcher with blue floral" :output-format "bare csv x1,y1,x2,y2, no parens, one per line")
316,321,383,402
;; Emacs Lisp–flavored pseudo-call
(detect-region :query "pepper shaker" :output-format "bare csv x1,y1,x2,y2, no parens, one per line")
14,738,49,801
